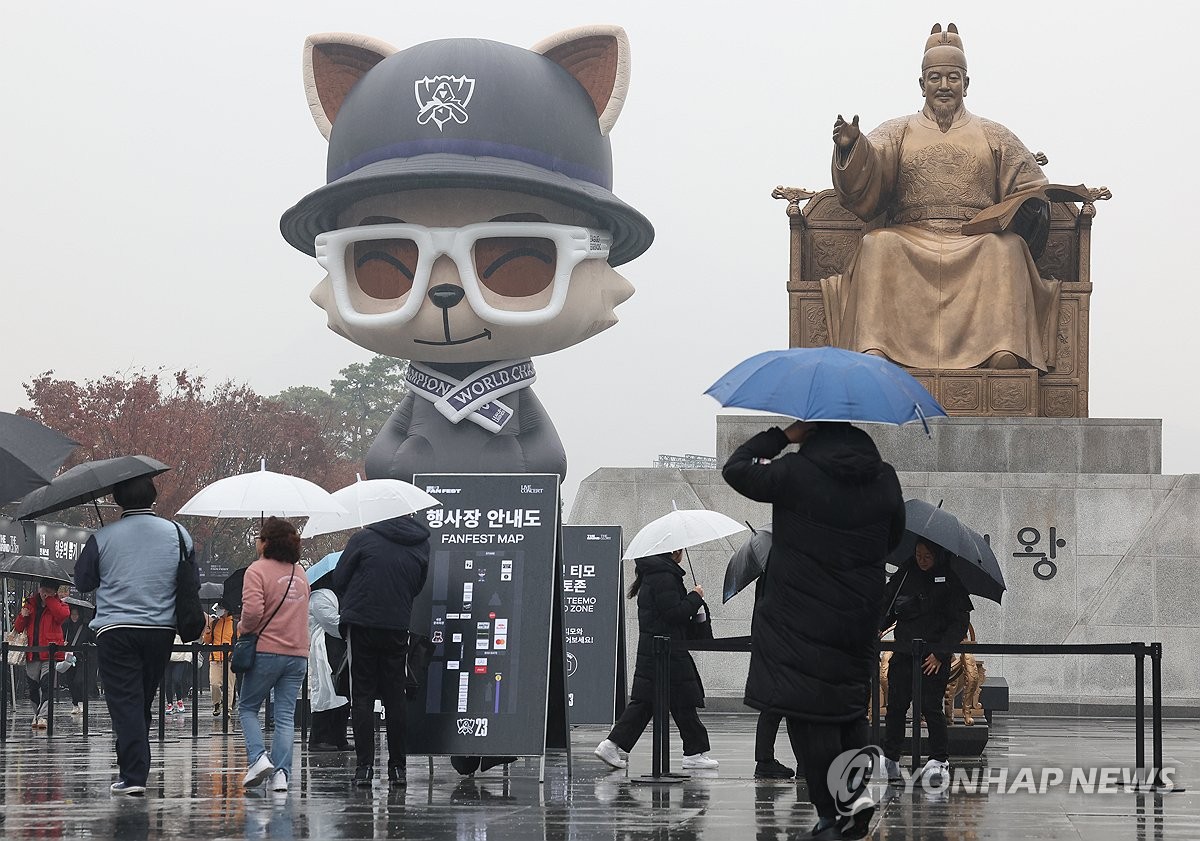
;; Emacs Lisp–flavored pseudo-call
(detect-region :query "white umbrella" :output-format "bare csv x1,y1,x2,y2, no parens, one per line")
622,507,748,560
301,477,441,538
177,462,347,519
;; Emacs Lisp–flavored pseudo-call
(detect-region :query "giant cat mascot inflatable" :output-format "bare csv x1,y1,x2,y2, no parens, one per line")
280,26,652,481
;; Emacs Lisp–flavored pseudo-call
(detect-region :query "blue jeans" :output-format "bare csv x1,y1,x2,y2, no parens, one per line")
238,653,307,778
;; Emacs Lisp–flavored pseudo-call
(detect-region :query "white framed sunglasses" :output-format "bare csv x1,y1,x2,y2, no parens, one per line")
314,222,613,328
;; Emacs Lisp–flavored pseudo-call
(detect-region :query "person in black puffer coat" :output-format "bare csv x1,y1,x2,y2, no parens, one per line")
723,421,904,839
333,514,430,788
593,550,717,771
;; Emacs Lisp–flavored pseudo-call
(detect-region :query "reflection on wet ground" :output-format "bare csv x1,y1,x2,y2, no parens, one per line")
0,710,1196,839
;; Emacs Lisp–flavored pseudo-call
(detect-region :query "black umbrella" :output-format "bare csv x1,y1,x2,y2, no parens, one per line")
0,412,78,506
198,581,224,601
14,455,170,523
894,499,1005,604
723,522,772,604
0,553,74,587
222,567,247,615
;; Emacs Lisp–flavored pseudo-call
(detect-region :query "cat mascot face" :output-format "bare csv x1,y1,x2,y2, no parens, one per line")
280,27,652,480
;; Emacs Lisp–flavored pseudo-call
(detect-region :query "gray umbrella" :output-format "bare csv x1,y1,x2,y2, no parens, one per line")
0,412,78,506
895,499,1006,604
723,523,772,604
0,553,74,587
14,455,170,523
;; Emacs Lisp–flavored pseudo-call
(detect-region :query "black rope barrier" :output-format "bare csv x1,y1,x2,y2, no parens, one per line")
646,636,1172,790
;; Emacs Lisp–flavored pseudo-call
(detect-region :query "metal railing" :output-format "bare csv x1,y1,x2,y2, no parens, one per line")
0,641,310,744
644,635,1169,789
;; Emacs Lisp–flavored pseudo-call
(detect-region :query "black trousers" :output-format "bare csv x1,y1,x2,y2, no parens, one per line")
883,653,951,762
786,716,869,820
96,628,174,786
755,710,786,762
346,625,408,770
607,697,710,756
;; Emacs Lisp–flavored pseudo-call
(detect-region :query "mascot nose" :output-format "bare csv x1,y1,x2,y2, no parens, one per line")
428,284,465,310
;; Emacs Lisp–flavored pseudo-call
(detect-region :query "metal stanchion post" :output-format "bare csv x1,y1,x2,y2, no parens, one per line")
655,635,670,775
300,672,309,746
1151,642,1163,788
191,643,201,738
1135,645,1145,784
222,649,230,733
157,681,166,743
1,642,8,743
870,657,882,747
909,639,924,774
47,644,57,737
81,644,90,738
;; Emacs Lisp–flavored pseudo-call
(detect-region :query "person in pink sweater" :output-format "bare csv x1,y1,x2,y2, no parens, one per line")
237,517,311,793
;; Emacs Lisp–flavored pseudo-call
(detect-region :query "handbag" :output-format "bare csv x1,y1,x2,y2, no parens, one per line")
230,567,295,674
173,522,206,643
5,630,27,666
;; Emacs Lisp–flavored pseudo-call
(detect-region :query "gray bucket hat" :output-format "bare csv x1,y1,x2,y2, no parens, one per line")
280,37,653,266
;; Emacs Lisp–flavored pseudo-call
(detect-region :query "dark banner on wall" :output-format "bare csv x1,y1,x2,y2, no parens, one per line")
561,525,623,727
408,473,561,757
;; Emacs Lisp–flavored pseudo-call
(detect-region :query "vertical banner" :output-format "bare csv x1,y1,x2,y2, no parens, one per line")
408,473,560,757
561,525,623,727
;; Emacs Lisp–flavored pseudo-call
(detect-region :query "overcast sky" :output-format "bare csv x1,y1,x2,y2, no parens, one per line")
4,2,1195,513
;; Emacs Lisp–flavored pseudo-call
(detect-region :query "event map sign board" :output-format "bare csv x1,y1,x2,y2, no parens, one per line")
561,525,622,727
408,473,560,757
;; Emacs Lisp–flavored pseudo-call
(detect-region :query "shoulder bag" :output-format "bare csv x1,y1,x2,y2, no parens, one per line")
173,522,206,642
5,629,28,666
230,566,295,674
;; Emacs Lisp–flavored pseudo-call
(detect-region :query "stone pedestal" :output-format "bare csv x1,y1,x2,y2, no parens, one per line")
570,417,1200,713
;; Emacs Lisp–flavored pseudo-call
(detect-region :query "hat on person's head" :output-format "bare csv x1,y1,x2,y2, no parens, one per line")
922,23,967,72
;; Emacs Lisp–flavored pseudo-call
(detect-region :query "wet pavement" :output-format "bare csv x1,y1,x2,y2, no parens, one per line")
0,706,1196,839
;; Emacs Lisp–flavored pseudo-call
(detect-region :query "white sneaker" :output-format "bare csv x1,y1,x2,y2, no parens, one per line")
882,757,902,781
242,754,274,788
681,752,719,770
593,739,628,770
71,703,84,716
920,758,949,787
269,769,288,792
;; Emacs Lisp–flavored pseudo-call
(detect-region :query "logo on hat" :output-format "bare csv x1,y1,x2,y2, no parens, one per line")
415,75,476,130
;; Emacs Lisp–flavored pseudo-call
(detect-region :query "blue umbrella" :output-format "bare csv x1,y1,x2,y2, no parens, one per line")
705,347,946,432
306,551,342,585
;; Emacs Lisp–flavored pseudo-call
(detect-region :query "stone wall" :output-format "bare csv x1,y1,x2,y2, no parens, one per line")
569,418,1199,713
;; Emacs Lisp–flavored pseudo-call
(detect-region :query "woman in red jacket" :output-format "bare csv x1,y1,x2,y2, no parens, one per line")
14,579,69,728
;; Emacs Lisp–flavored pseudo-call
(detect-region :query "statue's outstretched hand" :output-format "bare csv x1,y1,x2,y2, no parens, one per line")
833,114,860,151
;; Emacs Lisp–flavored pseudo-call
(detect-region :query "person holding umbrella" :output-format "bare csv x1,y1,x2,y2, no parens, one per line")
13,579,69,729
73,473,198,796
723,420,904,840
593,548,718,772
879,538,973,785
61,599,98,714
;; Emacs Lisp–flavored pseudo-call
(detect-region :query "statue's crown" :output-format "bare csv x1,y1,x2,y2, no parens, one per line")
922,23,967,72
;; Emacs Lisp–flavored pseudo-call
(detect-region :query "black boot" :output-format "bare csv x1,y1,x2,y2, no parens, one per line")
353,765,374,787
388,765,407,788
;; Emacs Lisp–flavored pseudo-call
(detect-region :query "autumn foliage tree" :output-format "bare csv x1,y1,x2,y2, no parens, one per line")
17,369,360,572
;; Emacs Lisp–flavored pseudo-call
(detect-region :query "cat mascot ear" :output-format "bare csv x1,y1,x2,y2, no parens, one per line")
532,25,631,136
303,33,397,139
